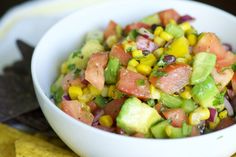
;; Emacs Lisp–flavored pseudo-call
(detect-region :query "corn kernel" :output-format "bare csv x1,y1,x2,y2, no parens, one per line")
88,84,101,96
140,54,157,67
209,117,220,130
153,48,164,58
128,59,139,67
108,85,116,98
160,31,173,42
68,86,83,100
154,36,166,47
186,28,198,35
180,86,192,99
61,62,68,74
179,22,191,32
189,107,210,125
99,115,113,127
187,34,197,46
123,40,136,52
101,86,108,97
132,49,144,58
78,87,93,103
127,65,137,72
154,26,164,36
136,64,152,76
150,85,160,99
176,57,188,64
219,110,228,119
185,53,192,62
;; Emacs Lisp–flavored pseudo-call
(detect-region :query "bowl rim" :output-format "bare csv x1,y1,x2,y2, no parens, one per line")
31,0,236,143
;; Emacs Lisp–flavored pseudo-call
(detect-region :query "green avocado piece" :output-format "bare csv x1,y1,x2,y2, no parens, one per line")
105,58,120,84
181,99,197,113
160,93,183,108
165,125,184,138
165,23,184,38
140,13,160,25
50,75,64,105
192,76,220,107
116,97,162,135
151,120,170,138
86,30,104,43
191,52,216,85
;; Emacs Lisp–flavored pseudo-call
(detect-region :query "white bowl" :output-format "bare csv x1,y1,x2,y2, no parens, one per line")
31,0,236,157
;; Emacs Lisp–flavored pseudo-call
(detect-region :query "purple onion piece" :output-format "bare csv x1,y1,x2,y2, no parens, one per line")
223,43,233,52
224,98,234,116
208,107,217,122
92,109,104,123
63,95,71,101
177,15,195,24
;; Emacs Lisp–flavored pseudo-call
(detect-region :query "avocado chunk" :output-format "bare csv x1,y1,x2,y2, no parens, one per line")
151,120,170,138
140,13,160,25
165,123,192,138
86,30,104,43
160,93,183,108
165,23,184,38
181,99,196,113
191,52,216,84
50,75,64,105
116,97,162,135
105,58,120,84
192,76,220,108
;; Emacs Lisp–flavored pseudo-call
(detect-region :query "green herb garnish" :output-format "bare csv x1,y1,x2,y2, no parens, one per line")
128,29,138,41
126,47,133,53
67,64,76,71
213,91,225,106
157,55,167,67
231,63,236,72
147,99,156,107
136,79,145,86
72,49,82,58
152,71,167,77
74,68,81,77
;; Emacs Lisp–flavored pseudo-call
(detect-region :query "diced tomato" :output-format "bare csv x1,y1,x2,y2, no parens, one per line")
191,126,200,137
116,68,150,99
104,98,126,120
162,108,187,128
193,33,236,70
216,117,235,131
124,22,150,34
110,44,132,66
231,73,236,95
136,36,157,52
61,100,94,125
104,20,117,39
85,53,108,90
149,64,192,94
159,9,180,26
211,68,234,91
87,101,98,113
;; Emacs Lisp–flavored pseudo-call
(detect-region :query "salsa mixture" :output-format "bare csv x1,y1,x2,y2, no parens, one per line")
51,9,236,138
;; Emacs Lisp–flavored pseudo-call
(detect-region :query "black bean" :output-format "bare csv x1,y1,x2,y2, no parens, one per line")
163,55,176,64
151,24,159,31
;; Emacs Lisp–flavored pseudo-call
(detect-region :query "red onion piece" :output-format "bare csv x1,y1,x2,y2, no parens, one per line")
92,109,104,123
223,43,233,52
136,36,157,53
63,95,71,101
177,15,195,24
224,98,234,116
208,107,217,122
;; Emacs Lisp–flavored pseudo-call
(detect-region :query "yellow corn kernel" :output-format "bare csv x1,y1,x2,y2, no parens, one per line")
140,54,157,67
136,64,152,76
78,87,93,103
88,84,101,96
180,86,192,99
150,84,160,99
127,65,137,72
186,28,197,36
99,115,113,127
154,36,166,47
176,57,188,64
160,31,173,42
187,34,197,46
108,85,116,98
101,86,108,97
153,48,164,58
219,110,228,119
132,49,144,58
209,117,220,130
61,62,68,74
68,86,83,100
123,41,136,52
179,22,191,32
128,59,139,67
189,107,210,125
154,26,164,36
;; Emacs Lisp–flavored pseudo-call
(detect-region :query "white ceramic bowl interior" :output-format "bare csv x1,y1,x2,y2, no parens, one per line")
32,0,236,157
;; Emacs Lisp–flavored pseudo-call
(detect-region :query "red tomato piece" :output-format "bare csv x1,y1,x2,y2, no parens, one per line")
124,22,150,34
159,9,180,26
216,117,235,131
136,36,157,52
61,100,94,125
104,20,117,39
110,44,132,66
162,108,187,128
85,52,108,90
104,98,126,120
149,64,192,94
116,68,151,99
190,126,200,137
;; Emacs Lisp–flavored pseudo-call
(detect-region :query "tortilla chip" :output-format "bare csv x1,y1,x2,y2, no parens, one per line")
15,137,78,157
0,144,15,157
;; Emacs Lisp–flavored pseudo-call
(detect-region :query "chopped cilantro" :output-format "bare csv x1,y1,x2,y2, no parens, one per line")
67,64,76,71
136,79,145,86
213,91,225,106
74,68,81,77
147,99,156,107
126,47,133,53
157,55,167,67
231,63,236,72
128,29,138,41
152,71,167,77
72,49,82,58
